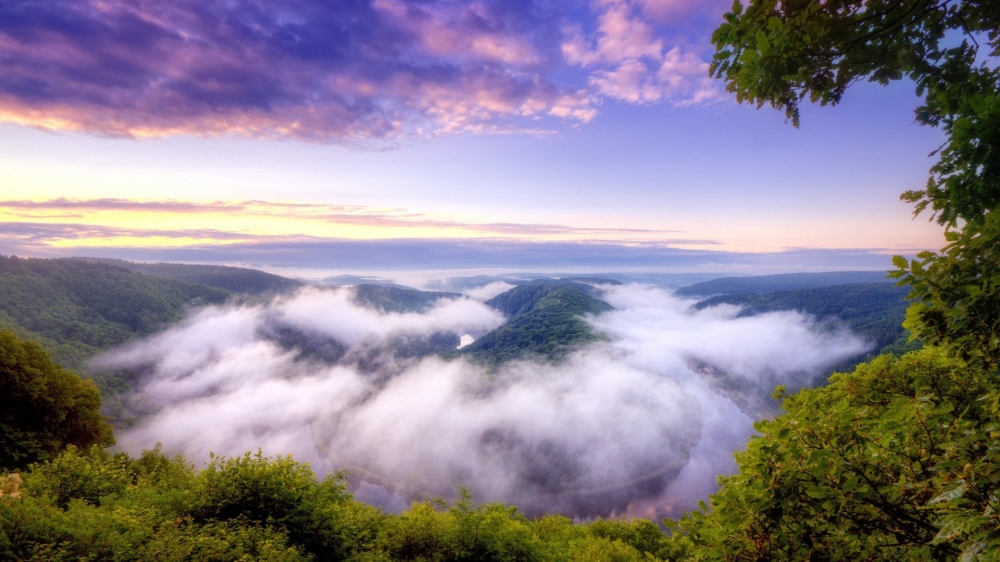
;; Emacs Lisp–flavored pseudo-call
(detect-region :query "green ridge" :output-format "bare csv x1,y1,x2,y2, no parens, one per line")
693,282,915,356
676,271,892,297
73,258,302,295
352,284,460,313
462,283,613,364
0,256,231,370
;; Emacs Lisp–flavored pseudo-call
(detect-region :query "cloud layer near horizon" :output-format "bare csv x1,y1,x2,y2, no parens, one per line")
98,284,868,518
0,197,924,272
0,0,727,140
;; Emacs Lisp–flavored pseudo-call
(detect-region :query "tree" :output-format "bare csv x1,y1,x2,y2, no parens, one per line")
710,0,1000,367
0,330,113,471
673,3,1000,559
677,349,993,560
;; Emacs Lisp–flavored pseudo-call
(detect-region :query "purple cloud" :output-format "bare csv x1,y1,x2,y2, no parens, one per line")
0,221,252,242
0,0,727,140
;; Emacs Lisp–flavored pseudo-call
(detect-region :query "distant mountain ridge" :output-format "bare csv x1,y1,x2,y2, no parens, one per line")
426,275,622,293
676,271,893,297
352,284,461,313
71,258,302,295
0,256,231,369
689,281,918,419
694,283,913,356
315,275,414,290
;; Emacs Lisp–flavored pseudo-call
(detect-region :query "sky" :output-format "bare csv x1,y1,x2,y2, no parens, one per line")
0,0,948,276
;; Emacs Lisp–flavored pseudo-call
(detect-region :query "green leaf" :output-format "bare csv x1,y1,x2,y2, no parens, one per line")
755,30,770,55
930,482,967,504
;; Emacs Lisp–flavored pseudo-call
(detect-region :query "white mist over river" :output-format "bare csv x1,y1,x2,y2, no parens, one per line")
97,284,867,518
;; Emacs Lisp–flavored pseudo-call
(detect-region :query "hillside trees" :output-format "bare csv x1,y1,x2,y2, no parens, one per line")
0,256,230,369
711,0,1000,367
674,1,1000,558
0,330,113,471
462,283,613,364
678,349,991,559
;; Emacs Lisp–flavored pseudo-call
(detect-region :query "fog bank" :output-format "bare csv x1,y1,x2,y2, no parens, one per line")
100,284,868,517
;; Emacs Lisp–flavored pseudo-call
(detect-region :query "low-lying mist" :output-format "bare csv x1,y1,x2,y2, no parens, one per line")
97,284,869,519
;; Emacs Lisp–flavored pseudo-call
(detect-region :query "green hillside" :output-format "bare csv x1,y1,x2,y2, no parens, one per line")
462,283,613,364
0,256,231,370
528,276,623,286
352,284,460,313
74,258,302,295
675,271,892,297
683,283,917,420
692,283,915,356
0,256,238,426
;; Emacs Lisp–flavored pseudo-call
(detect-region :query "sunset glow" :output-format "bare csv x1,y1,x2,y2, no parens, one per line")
0,0,948,271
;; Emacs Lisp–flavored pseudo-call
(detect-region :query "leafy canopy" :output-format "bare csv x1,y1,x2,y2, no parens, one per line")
684,2,1000,559
0,330,113,472
462,283,613,365
676,348,1000,560
2,447,692,561
712,0,1000,367
712,0,1000,222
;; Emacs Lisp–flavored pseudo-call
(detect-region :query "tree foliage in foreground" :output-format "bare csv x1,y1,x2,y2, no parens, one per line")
0,330,113,472
678,2,1000,559
711,0,1000,368
676,348,1000,560
0,447,692,561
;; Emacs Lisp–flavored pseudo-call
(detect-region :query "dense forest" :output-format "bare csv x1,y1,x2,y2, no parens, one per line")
76,258,303,295
0,446,692,561
461,283,613,365
675,270,892,297
0,331,691,561
0,253,995,559
0,257,231,370
352,285,461,314
693,282,917,357
4,333,996,560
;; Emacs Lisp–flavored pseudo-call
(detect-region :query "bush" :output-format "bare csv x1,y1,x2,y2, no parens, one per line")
676,348,998,560
1,447,689,561
0,330,113,471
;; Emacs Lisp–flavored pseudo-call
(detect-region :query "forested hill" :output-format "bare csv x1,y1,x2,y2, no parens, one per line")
676,270,892,297
462,283,613,364
352,284,460,313
73,258,302,295
0,256,230,369
694,282,915,358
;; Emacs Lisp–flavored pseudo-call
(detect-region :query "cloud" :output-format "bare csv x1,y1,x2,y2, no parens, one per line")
99,283,868,518
567,0,725,105
0,198,679,241
0,232,907,274
0,198,246,213
0,221,251,242
462,281,516,301
0,0,724,140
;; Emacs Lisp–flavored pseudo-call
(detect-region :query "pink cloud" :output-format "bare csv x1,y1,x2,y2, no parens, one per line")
0,0,725,140
571,0,724,106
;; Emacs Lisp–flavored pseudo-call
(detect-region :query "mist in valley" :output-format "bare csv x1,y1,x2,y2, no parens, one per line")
96,283,869,519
